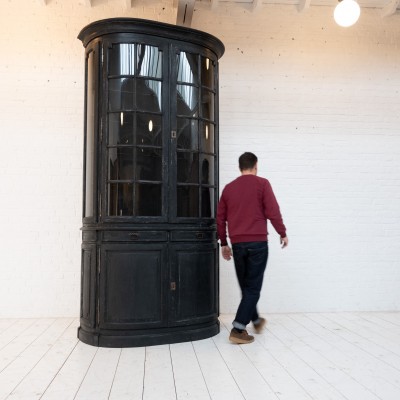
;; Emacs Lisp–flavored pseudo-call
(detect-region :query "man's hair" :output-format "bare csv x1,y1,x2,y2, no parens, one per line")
239,152,258,171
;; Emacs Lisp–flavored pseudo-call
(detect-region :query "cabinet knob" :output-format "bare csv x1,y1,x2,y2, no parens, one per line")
196,232,204,239
129,232,139,240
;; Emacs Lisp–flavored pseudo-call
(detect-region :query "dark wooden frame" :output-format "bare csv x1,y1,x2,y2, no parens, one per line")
77,18,224,347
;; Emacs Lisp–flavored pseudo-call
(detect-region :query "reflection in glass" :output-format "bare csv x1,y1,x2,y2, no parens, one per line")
177,186,199,217
85,51,95,217
109,183,133,216
109,44,135,76
201,56,214,89
137,45,162,78
135,183,162,216
177,84,198,116
177,152,199,183
108,148,134,180
136,147,162,181
177,52,198,85
137,114,162,146
201,187,214,218
201,89,214,121
200,122,214,154
108,112,134,145
137,79,162,112
109,78,135,111
177,118,198,150
201,156,215,186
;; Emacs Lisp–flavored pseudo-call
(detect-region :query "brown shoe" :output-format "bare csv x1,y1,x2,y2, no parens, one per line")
253,317,267,334
229,328,254,344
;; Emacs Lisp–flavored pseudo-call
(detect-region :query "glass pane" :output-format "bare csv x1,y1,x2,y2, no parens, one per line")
177,186,199,218
108,183,133,216
177,152,199,184
137,79,162,113
201,187,214,218
135,183,162,216
201,89,214,121
136,147,162,181
108,147,134,180
201,56,214,89
177,84,198,117
109,78,135,111
177,118,198,151
137,45,162,78
85,51,95,217
200,122,214,154
108,112,134,145
109,44,135,76
177,52,199,85
137,113,162,146
201,155,215,186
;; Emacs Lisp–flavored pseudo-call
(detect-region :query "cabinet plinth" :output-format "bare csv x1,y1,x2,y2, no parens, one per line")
77,18,224,347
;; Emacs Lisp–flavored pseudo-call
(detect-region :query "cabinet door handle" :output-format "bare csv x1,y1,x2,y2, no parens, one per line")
196,232,204,239
170,282,176,291
129,232,139,240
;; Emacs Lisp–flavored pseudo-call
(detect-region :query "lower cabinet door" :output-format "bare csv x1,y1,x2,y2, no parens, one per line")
99,243,168,329
170,242,218,325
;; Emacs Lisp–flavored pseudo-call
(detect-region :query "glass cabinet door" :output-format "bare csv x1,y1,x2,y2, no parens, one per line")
174,50,217,219
106,43,165,218
83,47,98,220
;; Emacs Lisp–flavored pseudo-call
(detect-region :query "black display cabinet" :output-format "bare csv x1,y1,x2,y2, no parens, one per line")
77,18,225,347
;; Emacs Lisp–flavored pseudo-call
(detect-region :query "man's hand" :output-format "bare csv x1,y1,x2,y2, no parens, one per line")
280,236,289,249
221,245,232,260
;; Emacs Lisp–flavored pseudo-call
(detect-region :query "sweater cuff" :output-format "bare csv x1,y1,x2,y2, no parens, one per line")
220,240,228,246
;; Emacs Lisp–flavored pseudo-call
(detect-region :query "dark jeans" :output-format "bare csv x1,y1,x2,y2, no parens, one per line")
232,241,269,330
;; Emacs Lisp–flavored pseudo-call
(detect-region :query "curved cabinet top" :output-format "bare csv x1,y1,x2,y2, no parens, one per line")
78,18,225,59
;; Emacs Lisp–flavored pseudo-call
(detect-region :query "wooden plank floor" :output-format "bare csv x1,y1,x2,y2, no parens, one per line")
0,313,399,400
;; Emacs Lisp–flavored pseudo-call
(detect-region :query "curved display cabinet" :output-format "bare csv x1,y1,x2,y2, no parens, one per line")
77,18,224,347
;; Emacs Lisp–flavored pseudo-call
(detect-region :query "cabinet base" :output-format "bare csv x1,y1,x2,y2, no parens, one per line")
78,321,220,348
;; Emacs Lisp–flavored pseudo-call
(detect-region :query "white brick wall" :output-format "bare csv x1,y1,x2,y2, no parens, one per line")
0,1,399,317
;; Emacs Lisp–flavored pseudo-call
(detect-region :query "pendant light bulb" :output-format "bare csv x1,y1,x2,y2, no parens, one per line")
334,0,361,27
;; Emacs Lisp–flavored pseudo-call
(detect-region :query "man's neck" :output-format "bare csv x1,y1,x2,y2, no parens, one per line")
241,169,257,176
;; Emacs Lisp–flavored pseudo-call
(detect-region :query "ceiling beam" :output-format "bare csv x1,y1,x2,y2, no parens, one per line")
177,0,196,27
381,0,399,17
251,0,262,12
211,0,219,10
298,0,311,12
78,0,92,6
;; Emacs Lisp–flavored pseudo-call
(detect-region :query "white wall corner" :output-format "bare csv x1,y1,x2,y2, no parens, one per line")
298,0,311,13
381,0,399,18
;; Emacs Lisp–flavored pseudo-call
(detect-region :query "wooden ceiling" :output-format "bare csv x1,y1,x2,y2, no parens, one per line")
179,0,399,26
36,0,400,27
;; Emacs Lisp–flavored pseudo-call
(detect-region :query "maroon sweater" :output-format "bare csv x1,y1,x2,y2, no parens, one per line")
217,175,286,246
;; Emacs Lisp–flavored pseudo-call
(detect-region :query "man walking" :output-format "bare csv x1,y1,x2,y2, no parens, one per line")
217,152,288,344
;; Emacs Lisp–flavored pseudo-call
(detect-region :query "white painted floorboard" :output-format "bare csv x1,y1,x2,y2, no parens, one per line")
0,313,399,400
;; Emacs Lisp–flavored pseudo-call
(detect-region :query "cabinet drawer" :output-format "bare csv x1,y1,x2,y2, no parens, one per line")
103,230,167,242
170,231,216,242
